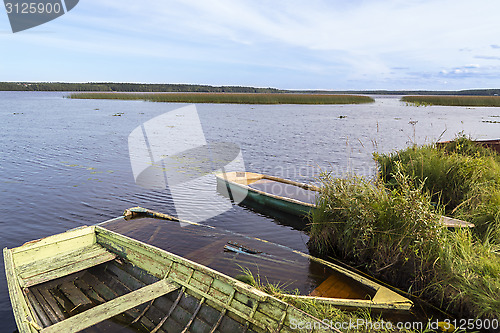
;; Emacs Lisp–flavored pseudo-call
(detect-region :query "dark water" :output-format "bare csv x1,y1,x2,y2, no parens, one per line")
1,92,499,331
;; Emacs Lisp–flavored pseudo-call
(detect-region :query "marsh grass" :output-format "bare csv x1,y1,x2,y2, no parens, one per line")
309,138,500,322
310,171,443,291
375,136,500,241
401,95,500,107
68,92,375,104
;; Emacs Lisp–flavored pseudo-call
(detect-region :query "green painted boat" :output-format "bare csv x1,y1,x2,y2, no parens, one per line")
4,222,341,333
216,171,474,228
215,172,320,217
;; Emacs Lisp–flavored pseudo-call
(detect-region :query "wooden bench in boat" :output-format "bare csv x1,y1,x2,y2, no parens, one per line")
41,278,180,333
16,244,116,288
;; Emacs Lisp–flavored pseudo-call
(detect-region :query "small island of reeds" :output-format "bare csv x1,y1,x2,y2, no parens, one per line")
68,92,375,105
402,95,500,107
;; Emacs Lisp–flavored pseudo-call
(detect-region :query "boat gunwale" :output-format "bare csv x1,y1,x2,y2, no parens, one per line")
94,226,272,301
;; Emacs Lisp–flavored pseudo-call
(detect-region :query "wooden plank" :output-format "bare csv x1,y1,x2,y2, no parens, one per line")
3,247,39,333
81,271,119,301
18,244,115,285
37,288,67,321
172,277,262,329
25,289,52,327
49,288,74,316
79,271,153,329
73,277,105,304
59,281,93,312
106,262,146,291
31,289,61,325
20,249,116,288
18,244,107,277
309,274,363,299
41,279,180,333
12,227,96,267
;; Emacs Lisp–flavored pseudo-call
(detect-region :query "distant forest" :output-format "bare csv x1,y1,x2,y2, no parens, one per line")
0,82,281,93
1,82,500,95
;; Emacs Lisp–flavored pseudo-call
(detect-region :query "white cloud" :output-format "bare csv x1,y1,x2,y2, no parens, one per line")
3,0,500,89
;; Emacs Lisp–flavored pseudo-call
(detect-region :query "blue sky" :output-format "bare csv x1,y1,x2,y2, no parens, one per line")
2,0,500,90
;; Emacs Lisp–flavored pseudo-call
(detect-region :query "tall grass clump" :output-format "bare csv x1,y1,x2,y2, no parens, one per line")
402,95,500,107
309,167,500,321
375,136,500,242
68,92,375,105
310,170,443,291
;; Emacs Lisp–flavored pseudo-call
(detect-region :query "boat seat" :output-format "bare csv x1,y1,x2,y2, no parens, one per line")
16,244,117,288
40,279,180,333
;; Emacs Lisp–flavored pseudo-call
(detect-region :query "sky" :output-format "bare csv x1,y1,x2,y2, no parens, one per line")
1,0,500,90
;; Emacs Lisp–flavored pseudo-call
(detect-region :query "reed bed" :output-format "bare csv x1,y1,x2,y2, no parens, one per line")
402,95,500,107
309,138,500,322
68,92,375,104
376,136,500,241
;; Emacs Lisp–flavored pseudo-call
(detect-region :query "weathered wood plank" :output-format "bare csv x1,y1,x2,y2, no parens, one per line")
18,245,116,288
17,244,106,277
37,287,67,321
3,248,39,333
25,289,52,327
41,279,179,333
59,282,93,312
31,289,61,325
106,262,146,291
73,278,105,304
12,227,96,267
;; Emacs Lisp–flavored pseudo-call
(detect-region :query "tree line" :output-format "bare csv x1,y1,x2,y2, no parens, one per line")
1,82,499,95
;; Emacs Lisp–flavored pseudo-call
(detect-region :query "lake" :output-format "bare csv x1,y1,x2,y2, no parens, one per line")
1,91,499,331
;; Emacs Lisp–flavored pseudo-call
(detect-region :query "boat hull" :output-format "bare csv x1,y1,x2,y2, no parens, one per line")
3,224,341,333
220,179,315,217
216,172,317,218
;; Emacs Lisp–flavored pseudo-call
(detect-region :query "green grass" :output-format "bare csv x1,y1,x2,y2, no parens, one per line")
309,157,500,322
68,92,375,105
402,95,500,107
375,136,500,242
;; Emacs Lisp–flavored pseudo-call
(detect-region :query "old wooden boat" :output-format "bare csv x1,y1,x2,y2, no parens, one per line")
113,208,413,313
215,171,320,217
216,172,474,228
4,222,342,333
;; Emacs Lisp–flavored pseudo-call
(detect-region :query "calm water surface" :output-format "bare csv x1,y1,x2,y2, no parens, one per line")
1,92,499,331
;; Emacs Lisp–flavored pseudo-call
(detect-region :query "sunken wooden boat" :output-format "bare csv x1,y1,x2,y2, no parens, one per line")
4,223,342,333
116,207,413,314
216,171,474,228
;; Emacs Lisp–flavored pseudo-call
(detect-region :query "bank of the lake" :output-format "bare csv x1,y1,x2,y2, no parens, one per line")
309,137,500,325
69,92,375,104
